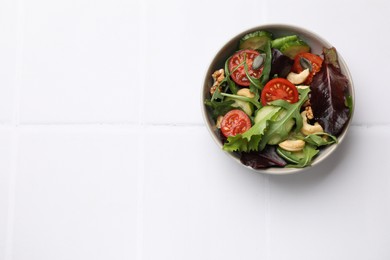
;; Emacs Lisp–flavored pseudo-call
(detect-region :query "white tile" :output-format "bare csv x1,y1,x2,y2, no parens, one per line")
324,1,390,126
0,0,18,123
143,126,268,260
19,0,140,123
12,128,140,260
267,126,390,259
0,128,14,259
266,0,390,125
143,0,262,125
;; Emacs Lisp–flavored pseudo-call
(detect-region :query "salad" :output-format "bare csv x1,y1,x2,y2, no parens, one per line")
204,30,353,169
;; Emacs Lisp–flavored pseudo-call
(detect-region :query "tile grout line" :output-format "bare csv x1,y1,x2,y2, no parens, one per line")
258,0,270,259
265,174,271,260
5,132,19,260
0,122,206,127
135,0,147,259
0,122,388,128
5,0,24,259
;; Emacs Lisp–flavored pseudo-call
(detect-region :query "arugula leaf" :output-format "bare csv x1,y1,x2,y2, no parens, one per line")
286,144,319,168
304,133,337,147
249,82,261,107
259,40,272,87
277,131,337,168
224,56,238,94
243,58,261,106
210,87,225,101
204,99,235,119
223,106,281,152
241,41,272,109
345,95,353,116
242,41,272,91
244,62,262,89
221,92,261,109
258,88,310,150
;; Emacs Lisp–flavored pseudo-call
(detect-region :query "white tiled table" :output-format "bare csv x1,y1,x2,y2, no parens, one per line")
1,0,390,259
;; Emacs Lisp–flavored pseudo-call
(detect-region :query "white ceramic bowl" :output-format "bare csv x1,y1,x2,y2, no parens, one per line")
201,24,355,174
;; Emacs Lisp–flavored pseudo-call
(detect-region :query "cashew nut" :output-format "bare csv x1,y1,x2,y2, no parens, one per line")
287,69,310,85
278,139,305,152
300,111,324,135
237,88,255,98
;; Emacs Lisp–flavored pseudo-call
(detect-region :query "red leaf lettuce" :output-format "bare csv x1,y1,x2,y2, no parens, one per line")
310,47,351,136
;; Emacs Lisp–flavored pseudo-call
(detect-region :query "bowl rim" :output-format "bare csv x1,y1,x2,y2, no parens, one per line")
201,23,355,175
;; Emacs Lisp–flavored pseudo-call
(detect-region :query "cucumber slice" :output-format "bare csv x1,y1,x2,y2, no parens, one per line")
239,30,273,51
226,97,254,116
271,35,298,49
254,105,280,124
280,40,310,59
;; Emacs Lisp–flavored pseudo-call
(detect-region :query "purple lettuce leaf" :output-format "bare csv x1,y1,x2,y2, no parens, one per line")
240,145,286,169
270,48,293,78
310,47,350,136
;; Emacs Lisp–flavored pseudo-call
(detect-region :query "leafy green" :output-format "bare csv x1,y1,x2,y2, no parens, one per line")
204,99,235,119
244,61,262,90
242,40,272,91
310,47,350,136
223,106,281,152
304,133,337,147
249,82,261,108
258,88,310,150
206,55,261,119
345,95,353,116
276,147,301,164
221,92,261,109
286,144,319,168
259,40,272,87
239,41,272,111
210,87,225,101
222,88,310,153
224,56,238,94
241,146,287,169
277,144,320,168
243,56,261,107
276,132,337,168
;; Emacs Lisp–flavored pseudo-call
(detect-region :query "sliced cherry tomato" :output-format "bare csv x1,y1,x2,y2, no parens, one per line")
292,52,323,85
261,78,299,106
228,50,263,86
220,109,252,137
